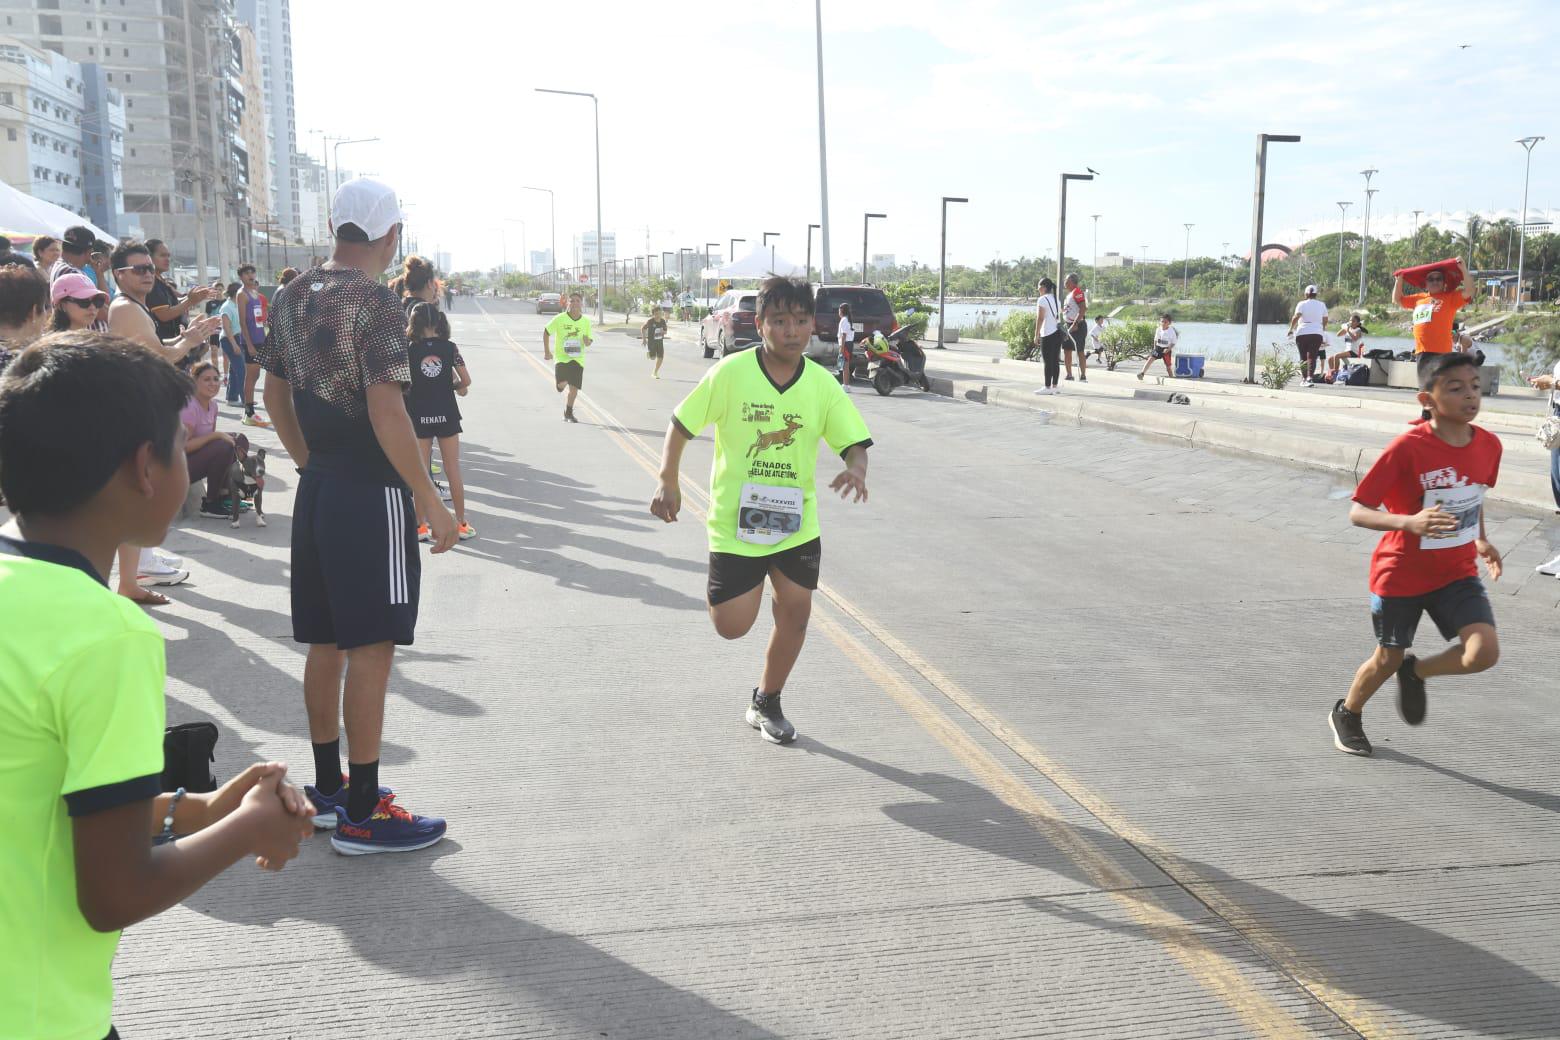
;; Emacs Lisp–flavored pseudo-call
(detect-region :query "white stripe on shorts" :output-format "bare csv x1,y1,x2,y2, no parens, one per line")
385,487,406,605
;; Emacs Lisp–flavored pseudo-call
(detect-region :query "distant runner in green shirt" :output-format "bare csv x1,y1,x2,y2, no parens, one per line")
543,291,591,423
651,277,872,744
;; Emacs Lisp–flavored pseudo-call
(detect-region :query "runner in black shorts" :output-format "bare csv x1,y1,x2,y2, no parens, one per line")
258,176,455,855
641,305,668,380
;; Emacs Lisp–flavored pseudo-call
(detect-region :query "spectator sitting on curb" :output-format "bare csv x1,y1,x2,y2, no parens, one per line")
182,361,249,521
1329,315,1370,376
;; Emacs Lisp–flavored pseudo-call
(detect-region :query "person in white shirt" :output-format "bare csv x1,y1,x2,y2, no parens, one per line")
1138,314,1177,380
1030,277,1064,393
1288,284,1330,387
835,302,855,392
1061,274,1089,382
1086,315,1108,362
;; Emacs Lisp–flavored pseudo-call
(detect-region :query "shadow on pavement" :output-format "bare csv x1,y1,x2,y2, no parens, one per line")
1377,748,1560,816
182,839,780,1039
805,739,1558,1037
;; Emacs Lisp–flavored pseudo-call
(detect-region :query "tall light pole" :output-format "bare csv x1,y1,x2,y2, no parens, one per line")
1090,213,1101,284
1244,133,1301,383
1515,136,1544,310
678,247,693,290
704,240,719,307
763,231,781,274
1056,172,1094,294
1296,228,1308,293
806,223,820,282
1357,168,1378,307
814,0,832,280
1411,209,1423,259
330,137,379,225
522,185,556,287
862,212,885,284
1335,201,1351,286
938,196,968,350
536,88,603,323
1182,222,1194,294
729,238,745,276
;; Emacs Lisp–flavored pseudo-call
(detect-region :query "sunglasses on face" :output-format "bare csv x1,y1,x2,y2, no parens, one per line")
65,296,104,308
117,263,155,275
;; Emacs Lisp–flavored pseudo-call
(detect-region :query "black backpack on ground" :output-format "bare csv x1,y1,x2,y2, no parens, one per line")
162,722,218,792
1345,364,1371,386
1364,348,1395,360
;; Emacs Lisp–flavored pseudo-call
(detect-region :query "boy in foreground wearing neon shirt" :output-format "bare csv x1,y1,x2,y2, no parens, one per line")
0,336,314,1040
1329,353,1502,756
651,278,871,744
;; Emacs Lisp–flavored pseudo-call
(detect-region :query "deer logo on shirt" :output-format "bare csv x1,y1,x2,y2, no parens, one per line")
748,414,803,457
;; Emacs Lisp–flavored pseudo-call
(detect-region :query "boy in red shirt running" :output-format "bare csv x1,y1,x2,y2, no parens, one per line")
1330,353,1503,756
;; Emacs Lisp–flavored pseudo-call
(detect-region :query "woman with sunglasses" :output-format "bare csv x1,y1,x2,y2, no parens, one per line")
49,272,108,332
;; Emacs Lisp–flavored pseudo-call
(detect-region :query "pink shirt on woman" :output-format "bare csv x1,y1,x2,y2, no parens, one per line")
179,396,218,438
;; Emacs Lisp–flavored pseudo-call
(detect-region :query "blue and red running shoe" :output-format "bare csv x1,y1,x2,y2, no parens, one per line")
331,794,447,856
304,776,393,829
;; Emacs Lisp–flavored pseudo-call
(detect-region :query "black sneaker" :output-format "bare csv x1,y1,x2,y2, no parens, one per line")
1329,699,1373,756
197,501,229,520
564,407,578,423
1396,654,1427,726
745,689,796,744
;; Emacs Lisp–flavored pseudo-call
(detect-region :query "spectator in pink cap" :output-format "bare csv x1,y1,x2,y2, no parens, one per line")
49,272,108,333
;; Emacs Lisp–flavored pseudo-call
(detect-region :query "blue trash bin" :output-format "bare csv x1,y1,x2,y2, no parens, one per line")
1174,354,1206,378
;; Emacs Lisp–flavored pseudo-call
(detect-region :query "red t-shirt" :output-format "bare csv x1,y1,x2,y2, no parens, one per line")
1352,424,1501,597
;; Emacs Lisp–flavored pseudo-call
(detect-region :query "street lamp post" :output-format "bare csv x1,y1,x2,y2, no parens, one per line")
1411,209,1423,260
1182,222,1195,294
862,213,885,284
1056,172,1093,295
522,185,556,289
329,137,379,225
1296,228,1308,294
536,88,604,323
704,241,719,308
814,0,832,280
1357,168,1378,307
938,196,968,350
1515,136,1544,310
806,224,820,282
763,231,781,275
678,247,694,290
1090,213,1101,284
1335,201,1351,286
1244,133,1301,383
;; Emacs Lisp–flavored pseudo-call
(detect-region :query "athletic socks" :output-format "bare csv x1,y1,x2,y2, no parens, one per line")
245,402,256,417
347,759,381,822
312,740,342,794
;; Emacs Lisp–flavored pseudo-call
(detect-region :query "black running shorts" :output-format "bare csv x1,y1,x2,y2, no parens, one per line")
708,538,822,606
1296,333,1324,360
556,361,584,388
647,340,664,359
1371,576,1494,649
291,471,420,649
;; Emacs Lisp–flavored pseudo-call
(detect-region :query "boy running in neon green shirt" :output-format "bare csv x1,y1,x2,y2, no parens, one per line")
651,278,871,743
543,291,591,423
0,334,314,1040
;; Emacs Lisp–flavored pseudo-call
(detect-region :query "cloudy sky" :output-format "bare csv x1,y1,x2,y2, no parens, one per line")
293,0,1557,274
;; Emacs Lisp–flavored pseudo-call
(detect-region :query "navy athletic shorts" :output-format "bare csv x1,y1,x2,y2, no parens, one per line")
291,470,420,649
1371,576,1494,649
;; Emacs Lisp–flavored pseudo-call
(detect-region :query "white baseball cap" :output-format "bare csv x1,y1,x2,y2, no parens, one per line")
330,176,405,243
1304,284,1319,295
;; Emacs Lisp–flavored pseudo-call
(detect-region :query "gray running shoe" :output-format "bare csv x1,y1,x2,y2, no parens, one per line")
746,689,796,745
1329,699,1372,756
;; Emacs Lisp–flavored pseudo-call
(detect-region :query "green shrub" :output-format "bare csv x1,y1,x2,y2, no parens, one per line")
1230,290,1290,324
1002,310,1038,360
1260,346,1300,389
1099,321,1156,370
895,309,929,339
959,318,1005,340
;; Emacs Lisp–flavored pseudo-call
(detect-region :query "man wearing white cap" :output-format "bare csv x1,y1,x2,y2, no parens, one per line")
1289,284,1330,388
258,176,455,856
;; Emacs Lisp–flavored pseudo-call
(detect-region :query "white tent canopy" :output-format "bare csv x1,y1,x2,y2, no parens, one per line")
0,179,115,243
701,245,805,280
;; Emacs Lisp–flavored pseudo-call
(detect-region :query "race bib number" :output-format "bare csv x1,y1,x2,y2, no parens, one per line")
1420,484,1483,551
564,337,583,357
737,483,804,546
1413,301,1436,326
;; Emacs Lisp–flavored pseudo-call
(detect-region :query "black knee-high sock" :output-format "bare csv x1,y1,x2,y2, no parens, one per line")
346,760,380,822
312,740,341,794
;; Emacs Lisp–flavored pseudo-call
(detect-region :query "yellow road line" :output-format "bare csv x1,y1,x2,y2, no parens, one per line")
471,303,1389,1037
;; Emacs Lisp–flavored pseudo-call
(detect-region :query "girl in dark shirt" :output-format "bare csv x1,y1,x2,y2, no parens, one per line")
405,302,474,541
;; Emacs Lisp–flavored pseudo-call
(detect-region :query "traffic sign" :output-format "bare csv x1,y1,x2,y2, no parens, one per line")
1486,278,1502,287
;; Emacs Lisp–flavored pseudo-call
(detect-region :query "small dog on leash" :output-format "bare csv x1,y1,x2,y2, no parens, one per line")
228,445,266,528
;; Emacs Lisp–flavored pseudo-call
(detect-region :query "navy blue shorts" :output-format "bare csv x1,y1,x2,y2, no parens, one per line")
291,471,419,649
1371,576,1494,649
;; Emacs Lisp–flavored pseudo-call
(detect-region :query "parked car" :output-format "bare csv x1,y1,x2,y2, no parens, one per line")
700,291,761,358
535,292,563,314
814,284,897,379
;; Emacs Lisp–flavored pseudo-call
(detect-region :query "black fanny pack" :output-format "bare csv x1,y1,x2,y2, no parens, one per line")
162,721,219,792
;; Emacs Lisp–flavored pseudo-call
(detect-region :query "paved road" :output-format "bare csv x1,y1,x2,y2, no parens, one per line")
115,298,1560,1038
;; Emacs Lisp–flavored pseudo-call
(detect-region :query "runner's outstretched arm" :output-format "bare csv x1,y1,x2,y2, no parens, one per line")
830,444,869,503
651,420,693,523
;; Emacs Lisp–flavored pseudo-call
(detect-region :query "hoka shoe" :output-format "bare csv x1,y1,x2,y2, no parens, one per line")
331,795,446,855
457,522,476,541
746,689,797,745
305,776,394,829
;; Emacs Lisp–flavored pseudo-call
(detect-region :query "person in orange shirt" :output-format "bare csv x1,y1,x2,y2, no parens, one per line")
1393,260,1476,361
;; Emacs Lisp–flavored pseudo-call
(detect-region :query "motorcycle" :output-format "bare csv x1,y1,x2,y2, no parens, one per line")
863,329,933,396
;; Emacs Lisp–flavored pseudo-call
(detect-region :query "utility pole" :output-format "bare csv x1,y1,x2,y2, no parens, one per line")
814,0,832,280
1358,168,1378,307
1515,136,1544,310
1182,222,1194,294
1335,201,1351,286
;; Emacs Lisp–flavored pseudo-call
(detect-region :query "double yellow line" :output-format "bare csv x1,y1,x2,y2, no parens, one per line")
472,304,1391,1039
